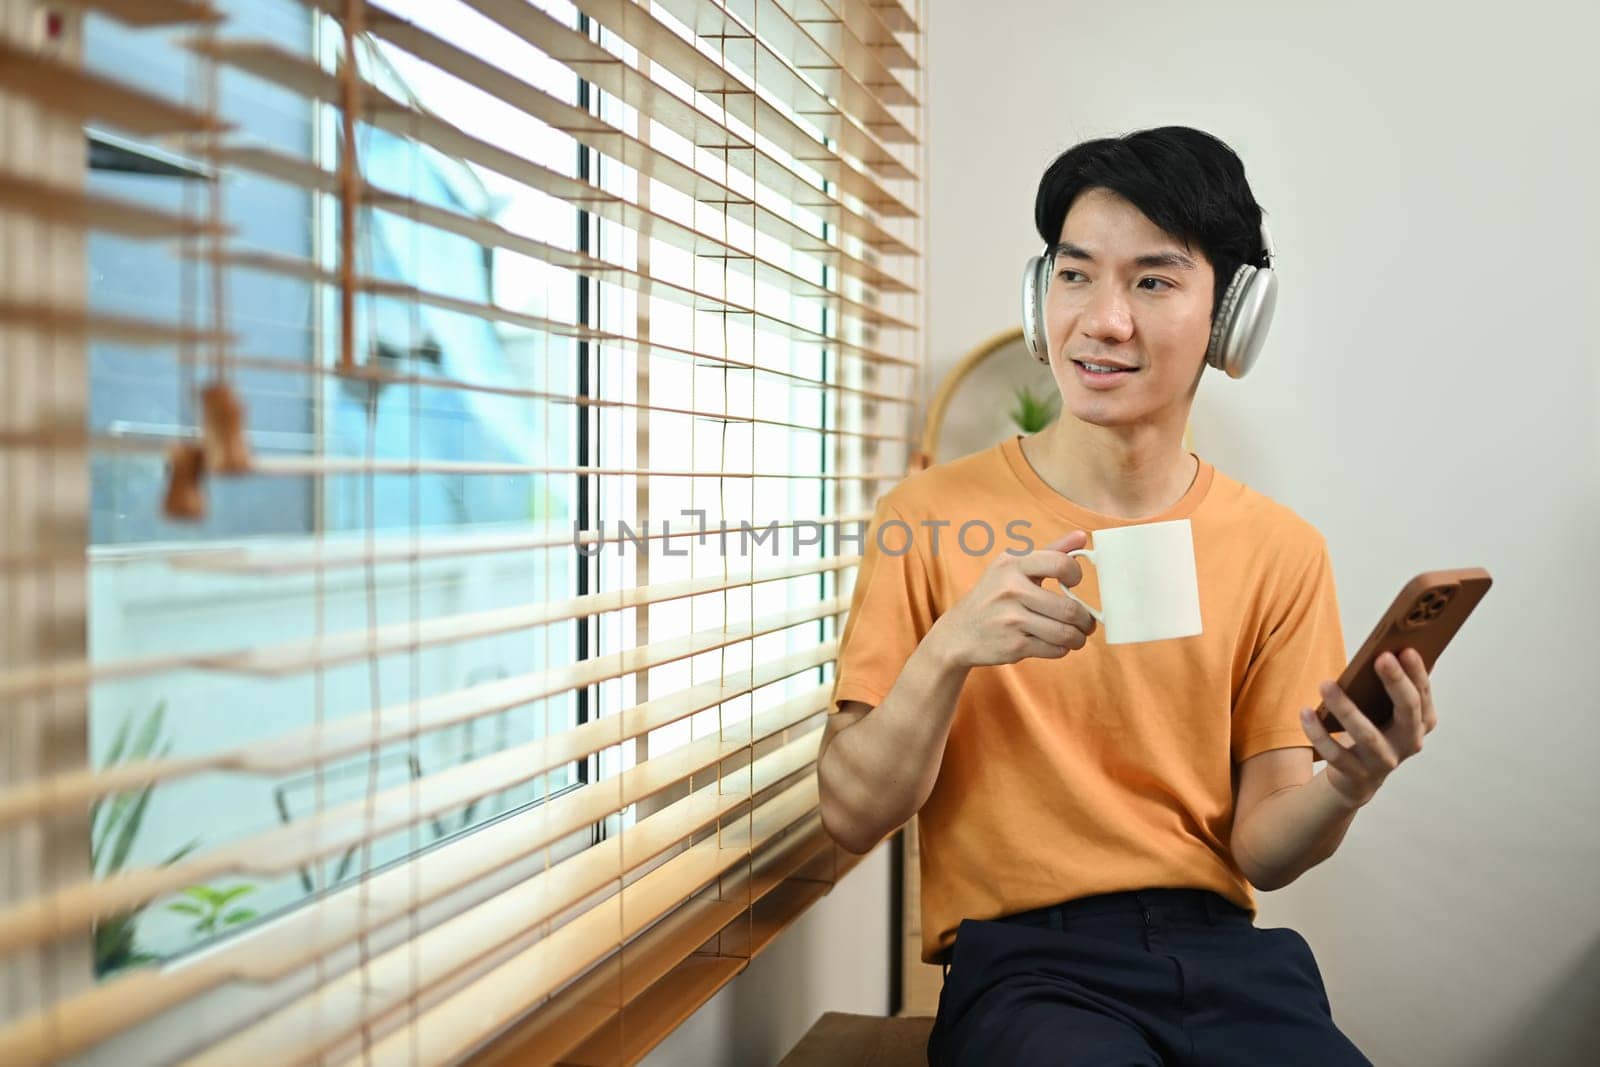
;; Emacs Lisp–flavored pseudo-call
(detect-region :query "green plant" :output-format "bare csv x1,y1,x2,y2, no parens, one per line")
1009,384,1060,433
91,701,199,976
166,883,259,938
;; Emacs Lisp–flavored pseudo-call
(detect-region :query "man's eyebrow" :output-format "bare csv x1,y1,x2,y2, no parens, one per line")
1048,241,1198,271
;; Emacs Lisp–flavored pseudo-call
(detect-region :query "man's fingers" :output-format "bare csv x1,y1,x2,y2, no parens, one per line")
1018,635,1071,660
1018,611,1089,653
1319,681,1401,772
1017,546,1086,588
1300,706,1360,770
1014,530,1089,595
1397,648,1436,737
1017,585,1097,634
1039,530,1090,553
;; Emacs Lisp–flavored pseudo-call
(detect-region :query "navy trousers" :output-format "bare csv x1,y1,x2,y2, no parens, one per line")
927,889,1372,1066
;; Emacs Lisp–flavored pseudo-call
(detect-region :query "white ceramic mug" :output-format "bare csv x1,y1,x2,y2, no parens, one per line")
1062,518,1203,645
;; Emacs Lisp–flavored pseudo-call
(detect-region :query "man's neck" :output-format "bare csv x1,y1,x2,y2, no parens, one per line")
1020,415,1198,521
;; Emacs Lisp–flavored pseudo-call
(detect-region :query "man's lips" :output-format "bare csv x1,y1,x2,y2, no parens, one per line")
1071,359,1138,387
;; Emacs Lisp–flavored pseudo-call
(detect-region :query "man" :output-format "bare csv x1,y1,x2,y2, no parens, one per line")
817,127,1436,1065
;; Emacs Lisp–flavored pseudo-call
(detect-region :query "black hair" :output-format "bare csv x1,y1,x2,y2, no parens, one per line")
1033,126,1266,320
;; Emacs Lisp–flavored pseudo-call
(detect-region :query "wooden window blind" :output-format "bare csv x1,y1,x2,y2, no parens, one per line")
0,0,922,1062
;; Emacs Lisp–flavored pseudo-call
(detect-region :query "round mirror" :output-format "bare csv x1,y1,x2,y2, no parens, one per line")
919,328,1056,467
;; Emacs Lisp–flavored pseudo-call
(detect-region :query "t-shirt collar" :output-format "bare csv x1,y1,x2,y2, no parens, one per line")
999,433,1215,530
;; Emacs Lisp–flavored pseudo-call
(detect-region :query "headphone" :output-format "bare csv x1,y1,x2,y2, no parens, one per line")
1020,220,1278,380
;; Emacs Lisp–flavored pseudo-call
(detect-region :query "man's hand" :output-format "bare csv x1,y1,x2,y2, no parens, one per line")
928,530,1098,670
1299,648,1436,810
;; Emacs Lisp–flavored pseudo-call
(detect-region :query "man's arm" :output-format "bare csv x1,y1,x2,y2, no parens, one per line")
1230,747,1358,890
817,628,971,855
1231,648,1436,890
819,530,1097,855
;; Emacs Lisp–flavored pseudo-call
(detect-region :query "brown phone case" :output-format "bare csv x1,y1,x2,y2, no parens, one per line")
1316,567,1493,732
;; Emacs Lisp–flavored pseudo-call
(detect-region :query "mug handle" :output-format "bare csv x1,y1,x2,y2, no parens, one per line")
1063,548,1105,623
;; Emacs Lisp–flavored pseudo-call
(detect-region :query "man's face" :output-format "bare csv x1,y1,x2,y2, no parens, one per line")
1043,187,1216,431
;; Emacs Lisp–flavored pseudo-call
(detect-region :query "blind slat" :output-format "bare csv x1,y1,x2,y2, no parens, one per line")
0,39,222,136
379,0,916,192
1,544,840,692
870,0,918,34
472,891,750,1066
49,411,901,470
0,573,849,740
477,819,834,1065
167,511,872,575
212,245,917,368
316,0,920,231
0,560,852,827
559,839,864,1066
565,0,918,159
239,456,906,478
65,310,914,423
58,0,220,26
214,224,914,340
194,31,918,258
649,0,917,146
790,0,919,80
0,298,230,346
340,772,822,1067
565,860,841,1065
0,598,846,956
215,128,915,283
182,739,823,1067
93,390,909,449
0,735,824,1064
458,0,917,194
0,171,224,239
128,311,918,402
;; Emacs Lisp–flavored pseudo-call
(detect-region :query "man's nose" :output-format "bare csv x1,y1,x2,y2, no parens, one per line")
1080,282,1134,341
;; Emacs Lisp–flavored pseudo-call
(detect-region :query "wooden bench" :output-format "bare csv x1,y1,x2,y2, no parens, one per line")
778,1012,936,1067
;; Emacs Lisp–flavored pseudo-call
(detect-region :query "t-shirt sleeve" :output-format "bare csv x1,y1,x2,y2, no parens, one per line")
830,496,940,714
1231,535,1347,762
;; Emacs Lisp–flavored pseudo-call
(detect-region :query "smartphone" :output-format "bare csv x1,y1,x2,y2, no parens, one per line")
1316,567,1493,732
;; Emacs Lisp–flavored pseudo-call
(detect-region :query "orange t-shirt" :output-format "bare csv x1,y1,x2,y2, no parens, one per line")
829,435,1346,964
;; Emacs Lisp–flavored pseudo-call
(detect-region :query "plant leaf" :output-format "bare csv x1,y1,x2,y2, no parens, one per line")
102,711,136,769
93,794,130,874
128,701,167,761
105,785,155,877
1010,384,1059,433
164,840,200,867
93,703,172,875
222,908,258,926
94,913,140,976
210,885,255,908
166,901,205,917
91,715,136,829
91,786,138,872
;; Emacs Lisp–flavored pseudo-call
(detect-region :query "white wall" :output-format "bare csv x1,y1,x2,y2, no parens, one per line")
642,843,892,1066
926,1,1599,1064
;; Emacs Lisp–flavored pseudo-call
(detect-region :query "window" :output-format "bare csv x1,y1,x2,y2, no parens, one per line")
82,0,583,977
0,0,922,1060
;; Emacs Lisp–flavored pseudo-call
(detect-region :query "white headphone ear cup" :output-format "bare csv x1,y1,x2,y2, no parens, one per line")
1205,264,1253,371
1020,255,1051,363
1206,265,1278,379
